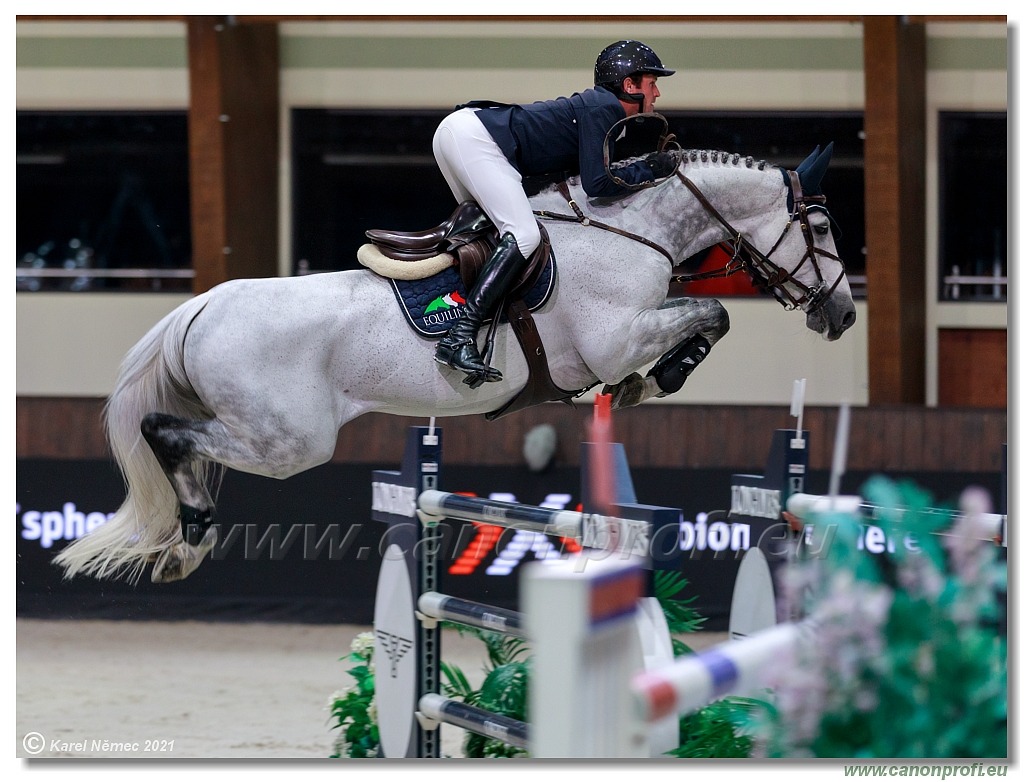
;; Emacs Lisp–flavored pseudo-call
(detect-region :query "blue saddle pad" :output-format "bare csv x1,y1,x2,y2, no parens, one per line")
389,256,556,338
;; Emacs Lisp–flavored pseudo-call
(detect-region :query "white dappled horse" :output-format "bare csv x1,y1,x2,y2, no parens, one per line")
54,144,855,584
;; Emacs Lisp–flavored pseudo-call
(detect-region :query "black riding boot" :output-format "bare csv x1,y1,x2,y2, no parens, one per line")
435,232,529,385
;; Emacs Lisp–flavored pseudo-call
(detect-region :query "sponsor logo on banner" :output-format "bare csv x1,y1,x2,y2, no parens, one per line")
679,512,752,553
729,485,782,520
580,514,649,557
17,502,113,548
371,482,418,518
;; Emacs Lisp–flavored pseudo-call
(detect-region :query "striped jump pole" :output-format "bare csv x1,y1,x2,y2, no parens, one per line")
417,694,529,750
417,489,656,559
417,591,525,637
418,490,582,538
786,492,1007,546
631,621,812,723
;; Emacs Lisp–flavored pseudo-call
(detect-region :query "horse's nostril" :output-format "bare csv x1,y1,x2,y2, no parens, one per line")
842,309,857,330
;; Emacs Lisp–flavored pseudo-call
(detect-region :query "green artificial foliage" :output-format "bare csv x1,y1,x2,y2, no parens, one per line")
671,697,766,758
327,632,380,758
441,626,531,758
756,477,1008,759
653,570,706,655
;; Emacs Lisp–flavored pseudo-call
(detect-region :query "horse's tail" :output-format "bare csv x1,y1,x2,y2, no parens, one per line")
53,293,213,584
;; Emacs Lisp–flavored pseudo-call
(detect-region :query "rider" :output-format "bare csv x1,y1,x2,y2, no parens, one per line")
432,40,677,385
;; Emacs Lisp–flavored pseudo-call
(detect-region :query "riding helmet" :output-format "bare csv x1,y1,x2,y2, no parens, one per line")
594,40,675,88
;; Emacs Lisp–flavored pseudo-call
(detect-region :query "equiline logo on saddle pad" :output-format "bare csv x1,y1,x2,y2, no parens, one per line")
388,260,556,338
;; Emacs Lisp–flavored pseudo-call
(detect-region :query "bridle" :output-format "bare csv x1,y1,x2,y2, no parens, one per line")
535,162,848,316
672,168,847,313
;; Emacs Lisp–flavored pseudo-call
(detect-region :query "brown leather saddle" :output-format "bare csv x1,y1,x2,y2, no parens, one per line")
365,202,577,420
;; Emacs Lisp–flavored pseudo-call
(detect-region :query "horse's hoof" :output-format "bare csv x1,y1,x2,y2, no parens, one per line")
151,528,218,583
602,372,646,409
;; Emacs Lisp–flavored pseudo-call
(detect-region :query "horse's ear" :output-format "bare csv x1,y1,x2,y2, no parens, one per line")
799,141,834,194
795,145,821,177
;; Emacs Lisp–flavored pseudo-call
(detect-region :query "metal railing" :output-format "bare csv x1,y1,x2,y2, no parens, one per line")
16,267,195,292
943,270,1007,301
16,268,195,279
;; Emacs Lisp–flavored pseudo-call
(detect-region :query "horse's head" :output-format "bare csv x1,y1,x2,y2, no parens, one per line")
746,143,855,340
672,143,856,341
779,143,856,339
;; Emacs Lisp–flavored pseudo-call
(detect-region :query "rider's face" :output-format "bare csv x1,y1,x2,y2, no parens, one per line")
622,74,660,114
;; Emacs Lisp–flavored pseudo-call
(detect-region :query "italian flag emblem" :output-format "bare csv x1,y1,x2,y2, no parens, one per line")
424,291,466,313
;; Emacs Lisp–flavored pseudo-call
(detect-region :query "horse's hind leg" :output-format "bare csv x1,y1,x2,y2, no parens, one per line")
141,413,222,582
140,408,340,582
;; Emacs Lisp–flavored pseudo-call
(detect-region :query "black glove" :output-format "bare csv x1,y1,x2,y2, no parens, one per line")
644,151,676,179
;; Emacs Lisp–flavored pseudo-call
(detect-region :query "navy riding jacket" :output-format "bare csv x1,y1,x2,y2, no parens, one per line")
464,86,658,199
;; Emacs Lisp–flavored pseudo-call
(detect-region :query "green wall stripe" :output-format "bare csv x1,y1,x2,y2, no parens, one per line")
16,37,187,69
16,33,1007,73
927,36,1007,71
650,38,864,71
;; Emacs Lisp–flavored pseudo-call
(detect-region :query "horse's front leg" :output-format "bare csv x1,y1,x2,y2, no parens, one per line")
603,297,730,409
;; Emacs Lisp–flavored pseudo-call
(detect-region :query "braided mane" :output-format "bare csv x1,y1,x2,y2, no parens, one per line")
611,148,773,172
679,149,772,171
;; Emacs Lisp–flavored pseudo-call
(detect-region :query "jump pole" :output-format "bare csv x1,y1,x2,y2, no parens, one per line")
373,399,682,757
786,493,1007,546
417,693,529,750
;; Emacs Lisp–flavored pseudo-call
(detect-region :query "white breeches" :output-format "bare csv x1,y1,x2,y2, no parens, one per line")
432,108,542,257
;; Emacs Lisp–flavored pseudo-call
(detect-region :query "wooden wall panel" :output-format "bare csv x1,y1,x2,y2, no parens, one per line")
17,397,108,459
938,328,1008,408
863,17,927,403
187,17,279,292
17,398,1006,475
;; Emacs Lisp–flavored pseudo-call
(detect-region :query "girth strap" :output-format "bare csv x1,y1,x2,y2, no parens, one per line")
484,297,576,421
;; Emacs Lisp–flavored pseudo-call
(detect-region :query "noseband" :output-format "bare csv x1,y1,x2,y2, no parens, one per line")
671,169,847,314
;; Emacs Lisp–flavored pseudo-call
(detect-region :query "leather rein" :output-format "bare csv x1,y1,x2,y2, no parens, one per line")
534,168,847,314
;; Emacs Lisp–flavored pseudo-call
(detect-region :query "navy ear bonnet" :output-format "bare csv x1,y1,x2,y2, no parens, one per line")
784,141,834,212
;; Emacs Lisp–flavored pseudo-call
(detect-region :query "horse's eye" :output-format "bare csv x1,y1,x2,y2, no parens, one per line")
813,224,829,236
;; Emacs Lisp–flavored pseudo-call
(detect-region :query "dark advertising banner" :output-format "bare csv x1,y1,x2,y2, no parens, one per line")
18,448,1001,630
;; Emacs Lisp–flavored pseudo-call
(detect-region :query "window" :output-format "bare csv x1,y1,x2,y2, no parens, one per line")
291,108,866,297
291,109,453,276
938,112,1007,302
16,111,192,293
